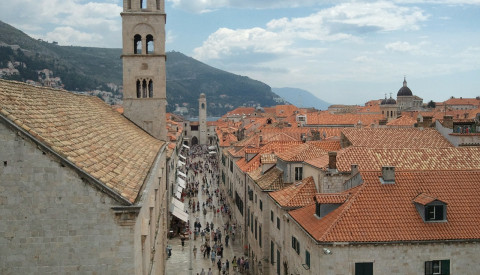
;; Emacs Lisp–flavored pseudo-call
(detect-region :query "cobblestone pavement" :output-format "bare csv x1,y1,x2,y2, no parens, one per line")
166,155,245,275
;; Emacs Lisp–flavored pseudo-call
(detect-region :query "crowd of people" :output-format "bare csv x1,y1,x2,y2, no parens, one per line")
175,144,249,275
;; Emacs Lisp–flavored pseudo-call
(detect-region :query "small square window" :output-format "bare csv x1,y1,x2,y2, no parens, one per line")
425,259,450,275
425,205,445,221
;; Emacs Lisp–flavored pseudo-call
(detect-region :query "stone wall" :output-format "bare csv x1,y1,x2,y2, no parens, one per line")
0,122,135,274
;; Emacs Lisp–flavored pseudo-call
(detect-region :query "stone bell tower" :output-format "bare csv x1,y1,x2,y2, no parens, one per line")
121,0,167,140
199,93,207,145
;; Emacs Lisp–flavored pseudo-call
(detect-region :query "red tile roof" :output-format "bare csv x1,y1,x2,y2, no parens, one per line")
290,170,480,243
0,79,164,204
270,176,317,208
341,128,452,149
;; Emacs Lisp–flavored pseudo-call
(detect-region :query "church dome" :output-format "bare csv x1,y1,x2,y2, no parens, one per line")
397,77,412,96
381,95,397,105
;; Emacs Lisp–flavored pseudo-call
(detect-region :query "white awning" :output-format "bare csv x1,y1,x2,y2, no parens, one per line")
208,146,216,150
177,171,187,178
176,184,183,193
177,177,186,188
171,197,185,211
179,154,186,160
209,151,217,154
175,190,182,199
171,206,189,222
182,144,190,149
177,160,185,166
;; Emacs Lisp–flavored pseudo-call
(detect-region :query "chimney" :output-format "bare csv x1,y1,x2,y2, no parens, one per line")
381,166,395,183
259,135,263,143
328,152,337,170
351,164,358,175
423,116,433,127
443,115,453,129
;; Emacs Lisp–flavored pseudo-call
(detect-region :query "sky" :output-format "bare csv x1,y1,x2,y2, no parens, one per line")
1,0,479,105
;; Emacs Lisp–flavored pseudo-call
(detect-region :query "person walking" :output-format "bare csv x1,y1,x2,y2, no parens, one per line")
193,245,197,259
211,251,216,264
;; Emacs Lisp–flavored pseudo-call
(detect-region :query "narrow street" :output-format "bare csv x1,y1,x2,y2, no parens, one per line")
166,145,246,275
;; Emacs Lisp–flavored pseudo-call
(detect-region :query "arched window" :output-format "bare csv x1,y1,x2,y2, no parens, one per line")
201,103,205,109
142,79,147,98
146,35,154,54
136,80,141,98
148,80,153,98
141,0,147,9
134,34,142,54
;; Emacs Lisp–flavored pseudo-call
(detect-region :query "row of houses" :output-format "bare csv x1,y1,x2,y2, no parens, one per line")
213,103,480,275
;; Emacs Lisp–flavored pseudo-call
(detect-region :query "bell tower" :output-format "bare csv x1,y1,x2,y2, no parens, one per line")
121,0,167,140
199,93,207,145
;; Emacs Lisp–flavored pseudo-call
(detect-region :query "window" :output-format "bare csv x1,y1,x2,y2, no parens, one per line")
136,80,141,98
425,260,450,275
276,250,280,275
291,236,300,254
247,208,250,227
134,34,142,54
305,250,310,269
260,200,263,211
277,217,280,230
230,160,233,173
146,35,154,54
255,219,257,240
425,205,445,221
295,167,303,181
270,241,274,266
355,262,373,275
271,211,274,222
141,0,146,9
259,225,262,247
148,80,153,97
251,213,254,233
142,79,147,98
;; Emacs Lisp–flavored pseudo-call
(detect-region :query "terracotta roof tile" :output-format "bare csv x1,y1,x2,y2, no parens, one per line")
270,176,317,208
341,128,452,149
0,79,163,203
250,167,287,191
276,143,328,162
290,170,480,243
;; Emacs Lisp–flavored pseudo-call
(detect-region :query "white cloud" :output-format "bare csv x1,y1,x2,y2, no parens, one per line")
168,0,480,14
385,41,420,52
194,2,428,60
0,0,122,47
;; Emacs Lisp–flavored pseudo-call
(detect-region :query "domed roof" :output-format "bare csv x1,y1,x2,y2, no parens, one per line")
397,77,412,96
381,94,397,105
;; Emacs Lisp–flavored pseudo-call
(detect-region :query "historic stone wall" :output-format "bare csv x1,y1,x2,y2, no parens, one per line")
0,121,135,274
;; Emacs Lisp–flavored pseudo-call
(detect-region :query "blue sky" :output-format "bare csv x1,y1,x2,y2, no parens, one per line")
1,0,479,105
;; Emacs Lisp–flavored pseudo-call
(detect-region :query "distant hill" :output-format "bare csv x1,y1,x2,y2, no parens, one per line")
272,87,331,110
0,20,282,117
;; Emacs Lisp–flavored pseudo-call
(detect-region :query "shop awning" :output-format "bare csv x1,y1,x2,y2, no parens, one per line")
177,177,186,188
208,146,216,150
179,154,186,160
177,160,185,166
177,171,187,178
171,206,189,222
209,151,216,154
171,197,185,211
182,144,190,149
175,190,182,199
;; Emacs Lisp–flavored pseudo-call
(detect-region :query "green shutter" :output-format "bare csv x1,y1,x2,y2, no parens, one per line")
425,261,433,275
441,260,450,275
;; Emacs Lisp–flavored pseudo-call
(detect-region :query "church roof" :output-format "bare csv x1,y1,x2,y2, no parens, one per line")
0,79,164,204
397,77,413,96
